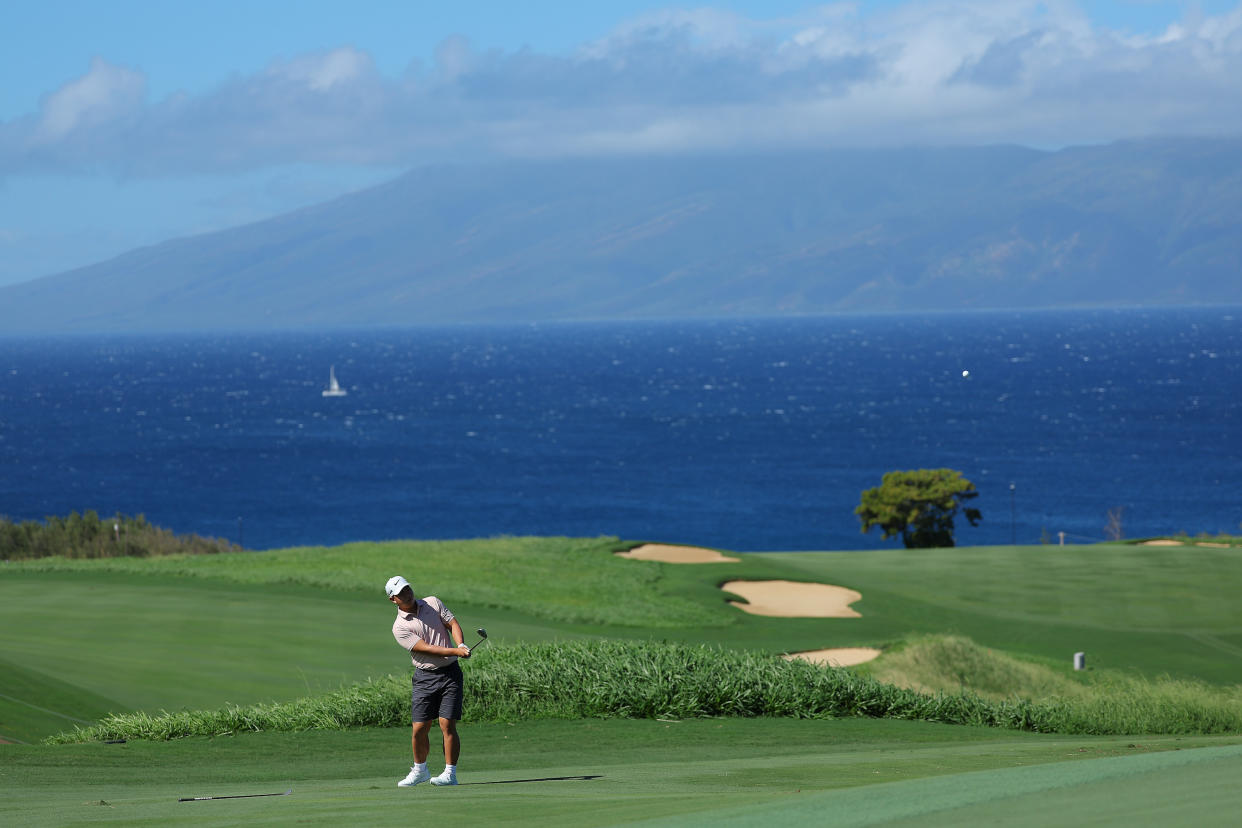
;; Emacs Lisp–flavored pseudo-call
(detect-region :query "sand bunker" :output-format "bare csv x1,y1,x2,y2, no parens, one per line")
722,580,863,618
616,544,740,563
784,648,882,667
1139,539,1233,548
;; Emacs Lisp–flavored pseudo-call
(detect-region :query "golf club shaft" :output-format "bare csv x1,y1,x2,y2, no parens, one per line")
179,789,291,801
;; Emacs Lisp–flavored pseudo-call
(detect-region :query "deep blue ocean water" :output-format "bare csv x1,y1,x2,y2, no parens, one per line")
1,307,1239,551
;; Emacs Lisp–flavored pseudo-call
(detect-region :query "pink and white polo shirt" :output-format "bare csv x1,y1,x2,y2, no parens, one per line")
392,596,458,671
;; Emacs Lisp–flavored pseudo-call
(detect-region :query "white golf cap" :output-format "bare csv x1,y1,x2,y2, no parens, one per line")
385,575,411,598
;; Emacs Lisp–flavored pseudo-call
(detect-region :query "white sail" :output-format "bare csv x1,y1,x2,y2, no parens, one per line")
322,365,347,397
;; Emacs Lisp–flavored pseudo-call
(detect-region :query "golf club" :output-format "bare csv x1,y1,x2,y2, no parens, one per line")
466,628,489,652
179,788,292,802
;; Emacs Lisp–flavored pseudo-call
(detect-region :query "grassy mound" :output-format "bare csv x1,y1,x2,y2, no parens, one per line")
46,640,1242,744
869,634,1242,735
870,634,1091,700
762,543,1242,685
7,536,736,628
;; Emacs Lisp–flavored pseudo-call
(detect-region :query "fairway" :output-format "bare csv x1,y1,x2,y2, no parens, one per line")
760,544,1242,684
7,540,1242,725
0,572,402,742
0,566,638,743
4,536,1242,826
5,720,1242,827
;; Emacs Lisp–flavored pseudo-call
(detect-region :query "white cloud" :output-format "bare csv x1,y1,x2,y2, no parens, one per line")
434,34,476,81
272,47,374,91
2,1,1240,175
584,7,760,54
33,57,145,142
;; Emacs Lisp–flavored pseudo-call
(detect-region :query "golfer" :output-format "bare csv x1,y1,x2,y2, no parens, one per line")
385,575,472,788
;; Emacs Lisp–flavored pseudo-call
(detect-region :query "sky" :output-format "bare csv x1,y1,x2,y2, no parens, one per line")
2,1,1240,287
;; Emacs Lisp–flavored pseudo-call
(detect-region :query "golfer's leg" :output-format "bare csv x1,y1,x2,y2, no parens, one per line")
411,720,433,763
440,717,460,765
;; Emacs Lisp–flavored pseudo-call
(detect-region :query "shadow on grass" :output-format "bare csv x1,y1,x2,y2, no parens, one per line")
461,775,603,786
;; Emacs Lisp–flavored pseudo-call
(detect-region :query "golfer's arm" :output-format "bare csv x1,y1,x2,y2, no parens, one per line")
410,638,466,657
447,618,465,647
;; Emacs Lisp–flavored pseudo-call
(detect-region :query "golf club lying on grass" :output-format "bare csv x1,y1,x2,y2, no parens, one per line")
179,788,291,802
466,628,489,652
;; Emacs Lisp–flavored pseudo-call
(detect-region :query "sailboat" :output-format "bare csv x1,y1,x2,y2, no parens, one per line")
322,365,347,397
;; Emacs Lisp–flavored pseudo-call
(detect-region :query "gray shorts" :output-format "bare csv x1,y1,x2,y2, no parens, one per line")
410,661,464,722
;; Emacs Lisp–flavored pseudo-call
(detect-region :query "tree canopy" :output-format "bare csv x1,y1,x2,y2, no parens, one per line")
855,468,982,548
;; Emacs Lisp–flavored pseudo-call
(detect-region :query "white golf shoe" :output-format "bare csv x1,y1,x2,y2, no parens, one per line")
398,766,431,787
430,769,458,786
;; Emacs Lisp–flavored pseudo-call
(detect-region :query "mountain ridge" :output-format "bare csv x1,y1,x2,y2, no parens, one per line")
2,137,1239,333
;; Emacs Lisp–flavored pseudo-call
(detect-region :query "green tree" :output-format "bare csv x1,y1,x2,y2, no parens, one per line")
855,468,982,548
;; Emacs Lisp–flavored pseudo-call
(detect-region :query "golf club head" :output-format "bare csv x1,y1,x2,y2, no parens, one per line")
476,628,488,639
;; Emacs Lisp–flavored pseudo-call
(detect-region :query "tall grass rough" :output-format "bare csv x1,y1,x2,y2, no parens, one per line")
45,640,1242,744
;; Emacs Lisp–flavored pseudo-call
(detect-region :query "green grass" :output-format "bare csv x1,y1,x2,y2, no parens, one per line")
48,639,1242,744
868,634,1092,699
6,538,1242,744
866,634,1242,735
5,721,1242,827
0,571,402,742
5,535,1242,825
0,656,117,744
9,537,1242,683
872,635,1242,710
764,543,1242,636
3,536,740,627
762,543,1242,685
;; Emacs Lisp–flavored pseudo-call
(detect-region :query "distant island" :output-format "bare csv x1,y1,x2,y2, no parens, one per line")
2,136,1240,334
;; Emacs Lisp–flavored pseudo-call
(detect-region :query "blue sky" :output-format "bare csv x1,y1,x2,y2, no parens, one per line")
2,0,1240,287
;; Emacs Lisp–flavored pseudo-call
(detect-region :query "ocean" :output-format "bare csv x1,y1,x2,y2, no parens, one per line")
1,307,1239,552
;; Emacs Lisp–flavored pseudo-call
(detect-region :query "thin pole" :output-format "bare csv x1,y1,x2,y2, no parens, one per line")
1009,483,1016,545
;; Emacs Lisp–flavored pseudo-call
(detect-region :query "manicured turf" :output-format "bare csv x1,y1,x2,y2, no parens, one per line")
840,746,1242,828
0,572,402,742
4,536,1242,825
0,567,648,742
0,655,116,744
11,539,1242,663
5,719,1241,827
759,543,1242,684
6,539,1242,743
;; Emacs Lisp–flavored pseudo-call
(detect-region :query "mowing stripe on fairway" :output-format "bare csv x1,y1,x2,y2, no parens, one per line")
0,653,125,743
5,722,1242,827
632,743,1242,828
1185,631,1242,660
0,691,94,724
